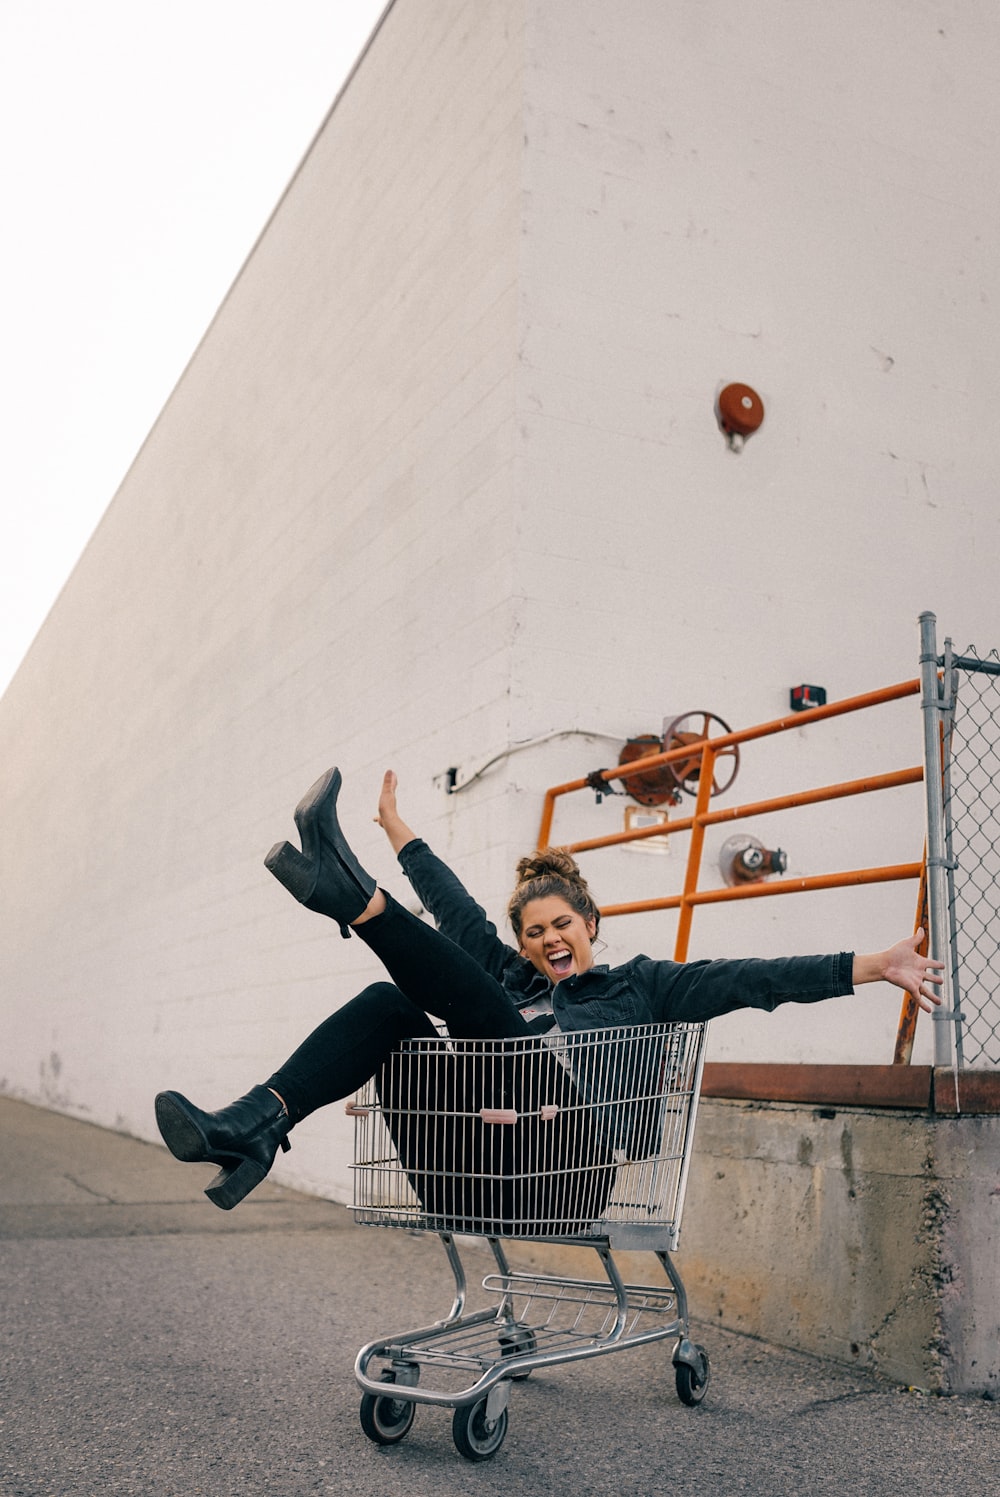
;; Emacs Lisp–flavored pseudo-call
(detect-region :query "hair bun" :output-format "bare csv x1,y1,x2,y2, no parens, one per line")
507,845,600,940
514,847,583,886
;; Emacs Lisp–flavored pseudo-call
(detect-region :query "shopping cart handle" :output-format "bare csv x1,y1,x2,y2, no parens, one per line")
479,1105,561,1124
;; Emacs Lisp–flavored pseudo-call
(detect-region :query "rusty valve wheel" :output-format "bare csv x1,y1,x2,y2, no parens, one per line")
661,712,740,798
616,734,681,807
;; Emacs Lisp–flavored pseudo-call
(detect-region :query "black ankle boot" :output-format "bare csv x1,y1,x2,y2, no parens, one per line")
154,1084,292,1210
264,766,377,937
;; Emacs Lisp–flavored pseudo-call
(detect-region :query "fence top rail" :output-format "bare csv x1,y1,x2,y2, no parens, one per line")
949,654,1000,677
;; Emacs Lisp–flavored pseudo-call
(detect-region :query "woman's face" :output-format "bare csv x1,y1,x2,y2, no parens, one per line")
517,895,597,984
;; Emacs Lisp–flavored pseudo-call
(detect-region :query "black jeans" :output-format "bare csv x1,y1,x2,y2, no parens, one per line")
266,894,615,1233
266,892,527,1116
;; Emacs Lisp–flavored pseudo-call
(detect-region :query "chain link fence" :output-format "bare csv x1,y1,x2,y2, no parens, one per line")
942,640,1000,1069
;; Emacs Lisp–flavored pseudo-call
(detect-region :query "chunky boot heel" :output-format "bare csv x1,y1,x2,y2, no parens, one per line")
264,766,377,935
264,840,317,904
205,1157,269,1211
153,1084,292,1209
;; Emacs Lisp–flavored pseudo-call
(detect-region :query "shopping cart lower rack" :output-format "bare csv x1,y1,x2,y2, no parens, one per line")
349,1022,710,1461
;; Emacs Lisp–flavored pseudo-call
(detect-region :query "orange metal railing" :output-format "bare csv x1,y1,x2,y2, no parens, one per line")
536,679,928,1060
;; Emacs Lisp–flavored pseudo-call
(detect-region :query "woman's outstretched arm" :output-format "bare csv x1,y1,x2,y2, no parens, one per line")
374,769,419,854
641,930,944,1026
373,770,521,984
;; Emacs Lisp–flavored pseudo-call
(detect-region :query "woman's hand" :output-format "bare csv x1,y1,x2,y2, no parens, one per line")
852,930,945,1013
374,770,418,855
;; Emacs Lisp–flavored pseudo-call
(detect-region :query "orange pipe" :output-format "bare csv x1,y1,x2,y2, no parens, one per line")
698,677,920,750
537,789,558,851
561,767,924,857
536,678,921,849
894,854,929,1066
685,862,923,902
599,862,923,921
674,741,717,961
697,767,923,827
566,815,696,855
537,676,926,1057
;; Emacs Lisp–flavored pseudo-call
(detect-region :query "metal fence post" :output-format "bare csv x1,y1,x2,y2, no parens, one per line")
919,611,955,1069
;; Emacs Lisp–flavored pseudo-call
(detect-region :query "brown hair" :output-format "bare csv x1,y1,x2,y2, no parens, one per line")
507,847,601,942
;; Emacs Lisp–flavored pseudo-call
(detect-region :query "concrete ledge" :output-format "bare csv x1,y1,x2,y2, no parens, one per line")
932,1068,1000,1114
702,1062,1000,1114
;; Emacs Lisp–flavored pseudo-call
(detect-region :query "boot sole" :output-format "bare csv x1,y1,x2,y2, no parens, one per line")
155,1092,213,1162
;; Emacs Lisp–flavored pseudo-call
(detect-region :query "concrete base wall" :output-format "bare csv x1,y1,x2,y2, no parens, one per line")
681,1101,1000,1395
522,1100,1000,1395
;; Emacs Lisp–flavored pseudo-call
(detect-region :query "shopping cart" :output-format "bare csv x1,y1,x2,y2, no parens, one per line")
349,1021,710,1461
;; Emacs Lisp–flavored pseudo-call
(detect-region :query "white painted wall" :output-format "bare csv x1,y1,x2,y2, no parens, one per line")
2,0,997,1205
0,0,530,1202
504,0,999,1071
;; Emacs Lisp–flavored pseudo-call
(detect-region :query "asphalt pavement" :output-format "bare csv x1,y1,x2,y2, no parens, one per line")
1,1095,995,1497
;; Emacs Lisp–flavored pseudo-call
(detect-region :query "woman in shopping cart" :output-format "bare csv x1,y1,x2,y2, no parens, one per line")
155,766,943,1213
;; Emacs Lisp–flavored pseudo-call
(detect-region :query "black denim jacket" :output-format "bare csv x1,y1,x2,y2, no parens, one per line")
398,839,854,1034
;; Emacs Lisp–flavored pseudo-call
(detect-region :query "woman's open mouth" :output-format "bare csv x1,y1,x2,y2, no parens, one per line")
547,947,574,978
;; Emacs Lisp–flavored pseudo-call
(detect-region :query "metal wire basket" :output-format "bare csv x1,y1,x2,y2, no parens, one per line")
350,1022,706,1249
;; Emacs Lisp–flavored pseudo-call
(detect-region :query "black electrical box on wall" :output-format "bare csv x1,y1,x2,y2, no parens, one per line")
790,684,827,712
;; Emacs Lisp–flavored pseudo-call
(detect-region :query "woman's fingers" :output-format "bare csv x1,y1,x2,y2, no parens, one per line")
375,769,398,826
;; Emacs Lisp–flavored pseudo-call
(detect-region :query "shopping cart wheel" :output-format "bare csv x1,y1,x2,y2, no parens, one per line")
674,1344,710,1406
498,1322,537,1379
359,1387,416,1445
452,1397,509,1461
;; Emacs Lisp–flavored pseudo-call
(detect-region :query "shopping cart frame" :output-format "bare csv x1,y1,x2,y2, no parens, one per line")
350,1022,710,1461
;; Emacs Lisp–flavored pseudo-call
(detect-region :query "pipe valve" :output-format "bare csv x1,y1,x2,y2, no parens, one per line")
719,834,787,887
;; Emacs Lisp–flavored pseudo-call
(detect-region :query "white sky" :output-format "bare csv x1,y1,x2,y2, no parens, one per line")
0,0,387,698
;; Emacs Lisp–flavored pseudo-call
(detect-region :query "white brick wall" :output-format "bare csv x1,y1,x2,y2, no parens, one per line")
0,0,529,1202
2,0,997,1204
506,0,1000,1069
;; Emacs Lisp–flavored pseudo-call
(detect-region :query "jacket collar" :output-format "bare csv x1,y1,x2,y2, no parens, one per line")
512,957,611,996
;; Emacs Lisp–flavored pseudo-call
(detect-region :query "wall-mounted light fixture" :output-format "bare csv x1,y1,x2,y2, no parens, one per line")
716,382,765,452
